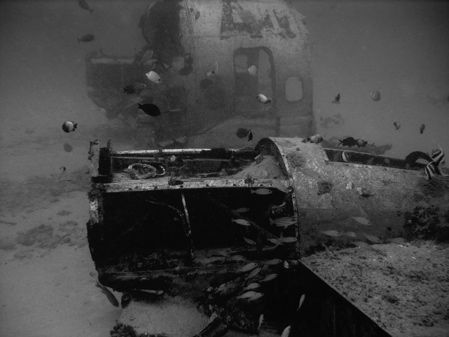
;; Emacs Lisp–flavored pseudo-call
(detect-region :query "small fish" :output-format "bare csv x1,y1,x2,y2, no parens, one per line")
60,166,66,173
232,218,252,227
257,93,271,104
369,90,381,101
283,260,290,269
237,291,264,301
356,139,368,147
267,237,282,245
233,207,250,214
431,146,445,166
77,34,95,43
272,217,296,228
78,0,93,13
96,281,119,307
352,216,371,226
260,273,278,283
123,82,147,95
296,294,306,311
339,137,367,147
243,237,256,245
303,134,323,144
63,143,73,152
238,262,258,273
138,103,161,116
345,231,356,238
332,93,341,103
258,314,264,331
206,69,216,77
338,137,357,147
246,267,261,279
248,65,257,76
236,128,251,139
248,130,253,142
341,151,350,162
281,325,291,337
243,283,261,291
264,258,282,266
321,230,340,237
280,237,297,244
62,121,78,133
425,161,438,180
146,70,161,84
419,123,426,134
251,188,272,195
393,121,401,130
230,255,246,261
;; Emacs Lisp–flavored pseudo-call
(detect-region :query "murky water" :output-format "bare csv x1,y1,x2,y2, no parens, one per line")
0,1,448,336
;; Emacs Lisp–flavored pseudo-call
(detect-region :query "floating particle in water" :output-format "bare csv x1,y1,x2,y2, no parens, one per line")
63,143,73,152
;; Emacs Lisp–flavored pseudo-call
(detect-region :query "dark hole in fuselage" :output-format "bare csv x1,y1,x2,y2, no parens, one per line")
92,187,295,270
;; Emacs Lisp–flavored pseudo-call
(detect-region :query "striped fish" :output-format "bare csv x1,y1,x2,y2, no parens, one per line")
425,147,445,180
431,147,445,167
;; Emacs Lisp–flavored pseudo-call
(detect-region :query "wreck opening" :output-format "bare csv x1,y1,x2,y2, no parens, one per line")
88,143,299,291
90,186,296,270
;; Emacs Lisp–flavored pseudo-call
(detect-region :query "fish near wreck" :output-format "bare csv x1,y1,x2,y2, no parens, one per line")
86,136,449,336
96,281,119,307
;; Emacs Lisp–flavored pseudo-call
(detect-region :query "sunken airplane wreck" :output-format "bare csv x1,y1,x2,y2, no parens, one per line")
86,137,449,337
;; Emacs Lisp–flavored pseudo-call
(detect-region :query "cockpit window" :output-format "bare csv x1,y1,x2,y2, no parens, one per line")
285,76,303,102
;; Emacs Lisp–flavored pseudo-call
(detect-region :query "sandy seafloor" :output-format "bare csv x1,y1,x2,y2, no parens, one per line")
1,0,449,336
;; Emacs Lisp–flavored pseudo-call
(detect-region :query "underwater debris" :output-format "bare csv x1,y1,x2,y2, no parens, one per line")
248,65,257,76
